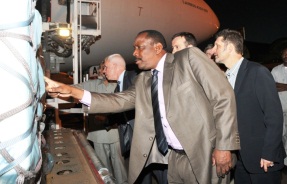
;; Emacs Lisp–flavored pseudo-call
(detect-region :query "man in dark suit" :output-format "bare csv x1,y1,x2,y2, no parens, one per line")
74,55,137,183
45,30,240,184
213,29,286,184
102,53,137,159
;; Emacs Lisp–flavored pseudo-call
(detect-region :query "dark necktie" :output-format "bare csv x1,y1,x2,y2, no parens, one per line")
151,69,168,155
114,81,120,93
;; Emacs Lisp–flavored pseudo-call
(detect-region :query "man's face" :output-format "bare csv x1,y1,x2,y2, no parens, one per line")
214,36,230,64
171,36,188,54
103,60,118,80
282,49,287,65
133,33,159,70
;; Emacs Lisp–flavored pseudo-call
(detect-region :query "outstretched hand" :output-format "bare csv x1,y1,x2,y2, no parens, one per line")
44,77,73,98
212,149,232,177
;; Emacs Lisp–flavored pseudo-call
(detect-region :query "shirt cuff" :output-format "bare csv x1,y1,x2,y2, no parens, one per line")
79,90,91,107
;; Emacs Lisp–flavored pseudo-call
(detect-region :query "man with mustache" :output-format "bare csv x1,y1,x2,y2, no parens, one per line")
45,30,239,184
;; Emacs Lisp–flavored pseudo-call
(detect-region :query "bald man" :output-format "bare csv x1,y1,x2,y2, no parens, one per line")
73,54,137,183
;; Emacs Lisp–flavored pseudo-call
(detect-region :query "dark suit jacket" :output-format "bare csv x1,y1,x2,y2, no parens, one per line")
235,59,286,173
121,70,137,122
123,70,138,90
107,70,137,157
107,70,137,124
89,48,240,183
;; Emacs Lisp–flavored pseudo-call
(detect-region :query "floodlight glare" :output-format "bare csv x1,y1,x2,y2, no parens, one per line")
58,28,70,37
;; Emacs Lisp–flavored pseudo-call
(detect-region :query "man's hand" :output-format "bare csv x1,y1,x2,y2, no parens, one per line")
260,158,274,172
44,77,73,98
276,83,287,92
212,149,232,177
45,77,85,100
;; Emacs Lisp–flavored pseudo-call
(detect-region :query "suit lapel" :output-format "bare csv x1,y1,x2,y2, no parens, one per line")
234,59,248,94
144,71,152,102
163,54,174,113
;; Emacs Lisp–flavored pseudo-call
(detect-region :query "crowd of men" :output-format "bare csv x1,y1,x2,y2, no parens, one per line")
44,29,287,184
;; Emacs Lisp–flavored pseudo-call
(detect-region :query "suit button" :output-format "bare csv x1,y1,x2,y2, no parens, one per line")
149,137,153,141
143,154,147,157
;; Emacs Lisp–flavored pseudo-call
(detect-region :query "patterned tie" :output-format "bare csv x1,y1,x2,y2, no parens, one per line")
151,69,168,155
114,81,120,93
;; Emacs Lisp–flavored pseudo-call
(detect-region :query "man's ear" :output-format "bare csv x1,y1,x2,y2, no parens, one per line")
227,43,234,53
154,43,163,54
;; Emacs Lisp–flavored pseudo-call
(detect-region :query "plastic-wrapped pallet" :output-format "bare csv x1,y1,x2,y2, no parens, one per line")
0,0,45,183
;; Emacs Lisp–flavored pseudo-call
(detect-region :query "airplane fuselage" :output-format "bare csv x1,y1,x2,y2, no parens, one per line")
50,0,220,73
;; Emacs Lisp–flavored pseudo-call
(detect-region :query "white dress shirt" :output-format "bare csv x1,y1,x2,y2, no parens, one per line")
225,57,243,89
153,54,183,150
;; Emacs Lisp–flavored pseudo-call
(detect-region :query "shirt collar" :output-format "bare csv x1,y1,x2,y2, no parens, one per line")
226,57,244,78
118,70,125,83
151,54,167,75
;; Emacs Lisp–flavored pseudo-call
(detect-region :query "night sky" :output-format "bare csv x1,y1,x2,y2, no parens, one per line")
204,0,287,44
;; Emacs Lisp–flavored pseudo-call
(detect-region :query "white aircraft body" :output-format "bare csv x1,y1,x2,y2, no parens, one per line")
49,0,220,74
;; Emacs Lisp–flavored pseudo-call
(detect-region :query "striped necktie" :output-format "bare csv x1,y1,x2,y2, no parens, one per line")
151,69,168,155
